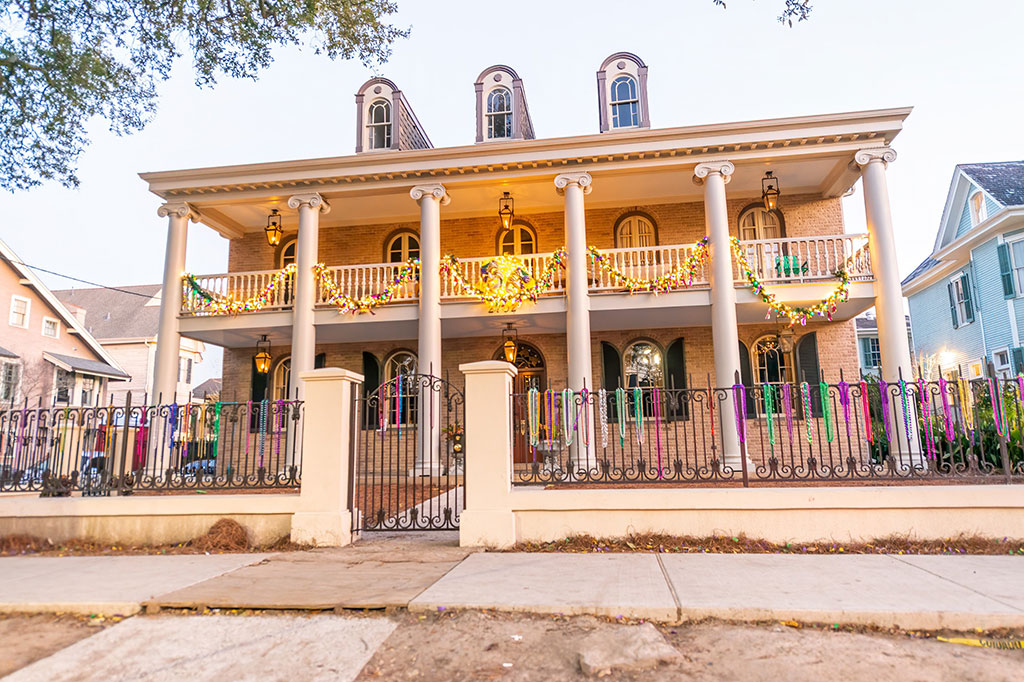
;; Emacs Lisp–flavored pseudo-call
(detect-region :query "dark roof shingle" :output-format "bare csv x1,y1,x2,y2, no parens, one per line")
44,352,130,379
0,345,17,359
53,285,161,340
959,161,1024,207
902,256,940,287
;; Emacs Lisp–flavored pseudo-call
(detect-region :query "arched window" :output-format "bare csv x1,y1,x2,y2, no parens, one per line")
623,340,664,388
498,223,536,255
970,191,988,225
615,214,656,248
386,231,420,263
384,350,417,382
753,335,793,385
273,357,292,402
278,239,297,269
738,206,782,241
368,99,392,150
610,75,639,128
486,87,513,139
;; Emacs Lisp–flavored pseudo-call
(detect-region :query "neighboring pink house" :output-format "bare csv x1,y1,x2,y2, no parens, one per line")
0,238,128,407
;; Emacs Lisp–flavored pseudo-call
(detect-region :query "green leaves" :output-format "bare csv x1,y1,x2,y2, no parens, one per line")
0,1,407,190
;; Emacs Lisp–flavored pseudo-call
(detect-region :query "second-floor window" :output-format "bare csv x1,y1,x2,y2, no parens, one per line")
739,207,782,241
179,357,193,383
486,88,512,139
615,215,656,248
368,99,392,150
610,75,639,128
9,296,29,328
499,224,536,255
948,272,975,328
42,317,59,338
387,232,420,263
860,337,881,369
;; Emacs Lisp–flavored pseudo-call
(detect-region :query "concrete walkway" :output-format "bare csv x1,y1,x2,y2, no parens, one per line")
2,538,1023,629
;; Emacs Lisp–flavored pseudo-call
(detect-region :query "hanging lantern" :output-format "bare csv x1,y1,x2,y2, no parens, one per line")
498,192,515,232
265,209,283,247
777,327,797,354
501,322,518,364
254,335,272,374
762,171,781,212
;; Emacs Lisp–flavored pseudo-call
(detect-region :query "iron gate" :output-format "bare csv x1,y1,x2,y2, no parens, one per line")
351,374,465,531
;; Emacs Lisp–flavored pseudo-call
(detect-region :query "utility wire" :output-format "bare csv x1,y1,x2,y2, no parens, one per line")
10,259,156,299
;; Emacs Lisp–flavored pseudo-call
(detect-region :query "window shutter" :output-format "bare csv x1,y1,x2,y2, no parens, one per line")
859,338,872,368
961,272,975,323
998,243,1015,298
795,333,823,418
1013,348,1024,375
947,282,959,328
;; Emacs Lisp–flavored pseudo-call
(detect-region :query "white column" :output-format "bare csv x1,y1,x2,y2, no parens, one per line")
153,202,198,404
411,184,449,476
287,193,330,401
855,148,920,458
694,161,743,469
555,172,596,473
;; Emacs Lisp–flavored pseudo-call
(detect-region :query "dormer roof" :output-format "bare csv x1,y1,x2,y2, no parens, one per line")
474,65,535,143
354,77,432,153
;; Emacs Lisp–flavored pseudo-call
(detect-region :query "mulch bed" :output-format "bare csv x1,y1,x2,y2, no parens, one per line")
0,518,307,557
512,532,1024,555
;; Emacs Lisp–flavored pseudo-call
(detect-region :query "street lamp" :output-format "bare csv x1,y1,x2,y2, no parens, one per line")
254,335,272,374
265,209,283,247
762,171,781,212
501,322,518,364
498,192,515,232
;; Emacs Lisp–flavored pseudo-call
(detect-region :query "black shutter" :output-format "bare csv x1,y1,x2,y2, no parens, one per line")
795,332,823,418
601,342,622,421
314,353,327,369
961,272,975,323
362,352,380,429
737,341,756,413
666,339,688,421
1013,348,1024,375
998,243,1015,298
947,282,959,329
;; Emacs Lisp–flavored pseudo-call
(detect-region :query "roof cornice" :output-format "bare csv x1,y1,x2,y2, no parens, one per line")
141,107,912,199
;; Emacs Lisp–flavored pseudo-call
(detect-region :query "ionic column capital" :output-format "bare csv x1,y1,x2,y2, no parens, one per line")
410,184,451,205
554,172,592,196
692,161,735,186
287,192,331,214
854,147,897,169
157,202,200,222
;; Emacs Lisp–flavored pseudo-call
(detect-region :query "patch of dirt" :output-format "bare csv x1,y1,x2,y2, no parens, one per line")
0,613,119,677
0,519,310,557
510,532,1024,555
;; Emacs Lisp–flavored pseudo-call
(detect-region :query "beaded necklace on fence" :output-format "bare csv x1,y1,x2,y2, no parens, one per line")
652,386,663,478
782,383,794,444
615,388,627,448
879,380,892,442
763,384,776,448
733,384,747,443
819,381,834,443
598,388,609,448
918,377,935,460
838,381,851,438
939,377,954,442
544,389,555,448
800,382,813,443
527,388,540,449
989,377,1008,437
859,380,873,443
243,401,250,459
633,387,644,445
899,379,913,442
258,398,268,468
579,388,591,449
275,399,284,458
957,377,975,441
561,389,575,447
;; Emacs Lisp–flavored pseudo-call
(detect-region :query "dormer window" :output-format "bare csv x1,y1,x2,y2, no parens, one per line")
487,87,513,139
596,52,650,133
970,191,988,225
610,76,639,128
354,77,432,153
368,99,392,150
475,65,535,143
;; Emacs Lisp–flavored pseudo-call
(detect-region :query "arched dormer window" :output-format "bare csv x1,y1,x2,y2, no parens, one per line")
610,76,639,129
970,191,988,226
499,222,536,255
487,87,513,139
597,52,650,133
368,99,392,150
386,231,420,263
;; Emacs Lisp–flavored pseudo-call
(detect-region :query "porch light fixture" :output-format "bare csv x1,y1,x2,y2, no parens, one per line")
762,171,780,212
777,327,797,354
254,335,272,374
498,192,515,232
501,322,519,364
265,209,284,247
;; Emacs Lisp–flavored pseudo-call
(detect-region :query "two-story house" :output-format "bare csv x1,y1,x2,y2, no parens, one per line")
55,285,206,405
0,237,129,406
141,53,915,462
902,161,1024,379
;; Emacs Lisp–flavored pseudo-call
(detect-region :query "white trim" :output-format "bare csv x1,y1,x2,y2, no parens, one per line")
8,294,30,328
41,315,60,339
992,346,1011,374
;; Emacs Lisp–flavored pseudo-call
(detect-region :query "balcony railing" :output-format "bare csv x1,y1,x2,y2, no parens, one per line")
589,242,710,292
734,234,872,285
181,235,872,316
440,251,565,300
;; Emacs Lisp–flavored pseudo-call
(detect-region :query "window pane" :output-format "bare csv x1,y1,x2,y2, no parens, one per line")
1012,241,1024,264
624,342,663,388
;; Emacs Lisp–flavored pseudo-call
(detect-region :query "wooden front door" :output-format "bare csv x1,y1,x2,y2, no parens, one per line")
495,343,546,464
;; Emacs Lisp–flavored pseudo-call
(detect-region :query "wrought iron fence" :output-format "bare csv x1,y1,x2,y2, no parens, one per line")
0,396,303,495
512,373,1024,486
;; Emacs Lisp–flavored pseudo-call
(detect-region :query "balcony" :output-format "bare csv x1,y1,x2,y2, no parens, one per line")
179,235,873,343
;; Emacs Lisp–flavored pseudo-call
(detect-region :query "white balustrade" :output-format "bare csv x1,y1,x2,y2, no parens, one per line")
181,269,294,314
734,234,873,284
589,243,710,292
315,262,419,306
440,252,566,299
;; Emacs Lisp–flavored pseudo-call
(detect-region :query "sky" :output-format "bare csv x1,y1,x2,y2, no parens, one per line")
1,0,1023,384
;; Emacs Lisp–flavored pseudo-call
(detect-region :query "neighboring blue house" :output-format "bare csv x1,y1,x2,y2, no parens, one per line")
902,161,1024,379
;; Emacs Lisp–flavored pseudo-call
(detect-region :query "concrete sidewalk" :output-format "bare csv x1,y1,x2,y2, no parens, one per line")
2,540,1023,629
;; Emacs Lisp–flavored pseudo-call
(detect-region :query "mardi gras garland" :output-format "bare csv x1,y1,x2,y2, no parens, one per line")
441,248,568,313
587,237,710,292
183,264,297,315
730,237,850,326
314,260,420,314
